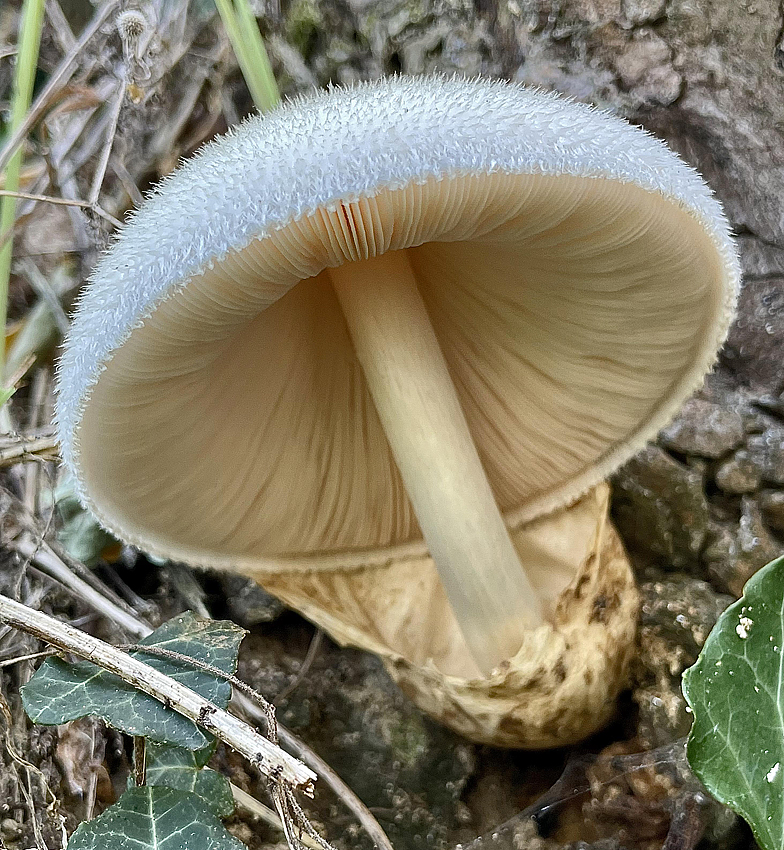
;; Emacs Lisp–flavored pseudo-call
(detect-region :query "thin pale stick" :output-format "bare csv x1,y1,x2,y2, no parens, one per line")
9,499,137,617
21,366,48,513
90,205,124,229
87,85,124,207
0,191,123,229
12,535,154,639
19,259,69,334
0,434,58,467
231,784,323,850
0,649,57,668
274,629,324,705
0,189,93,207
45,0,76,51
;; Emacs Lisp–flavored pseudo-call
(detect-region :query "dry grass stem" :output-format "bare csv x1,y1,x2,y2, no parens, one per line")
231,783,325,850
0,648,58,668
0,190,123,228
11,535,158,639
86,87,124,208
274,629,324,705
0,0,120,174
0,433,58,467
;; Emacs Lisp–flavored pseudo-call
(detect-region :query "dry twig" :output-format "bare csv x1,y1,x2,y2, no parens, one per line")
0,593,316,791
231,783,325,850
0,433,58,467
11,535,149,638
0,189,123,228
274,629,324,705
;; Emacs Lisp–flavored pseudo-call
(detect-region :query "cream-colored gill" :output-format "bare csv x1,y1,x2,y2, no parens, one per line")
74,172,723,577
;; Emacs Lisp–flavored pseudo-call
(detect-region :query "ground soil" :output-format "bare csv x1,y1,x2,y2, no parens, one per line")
1,0,783,848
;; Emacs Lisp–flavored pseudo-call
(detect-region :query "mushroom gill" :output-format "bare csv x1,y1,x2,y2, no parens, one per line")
78,170,725,568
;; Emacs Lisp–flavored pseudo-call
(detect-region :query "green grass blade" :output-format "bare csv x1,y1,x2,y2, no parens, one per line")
0,0,46,393
214,0,280,113
232,0,280,111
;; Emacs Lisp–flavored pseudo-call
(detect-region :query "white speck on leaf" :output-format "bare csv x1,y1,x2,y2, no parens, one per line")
736,616,753,639
767,763,780,783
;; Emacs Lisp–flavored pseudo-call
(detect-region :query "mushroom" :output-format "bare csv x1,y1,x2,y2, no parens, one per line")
56,76,739,746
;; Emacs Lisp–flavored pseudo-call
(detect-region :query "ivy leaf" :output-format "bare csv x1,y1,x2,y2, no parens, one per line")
143,741,235,818
66,786,245,850
22,613,245,750
683,555,784,850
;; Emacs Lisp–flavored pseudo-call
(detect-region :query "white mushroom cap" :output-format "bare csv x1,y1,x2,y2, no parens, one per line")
56,75,739,577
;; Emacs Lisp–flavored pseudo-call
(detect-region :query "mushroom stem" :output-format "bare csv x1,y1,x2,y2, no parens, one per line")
328,249,543,675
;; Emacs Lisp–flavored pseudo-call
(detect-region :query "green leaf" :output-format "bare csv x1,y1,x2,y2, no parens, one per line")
192,740,218,769
22,613,245,750
5,300,58,378
143,742,235,818
66,786,246,850
40,473,116,564
57,497,117,565
683,554,784,850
